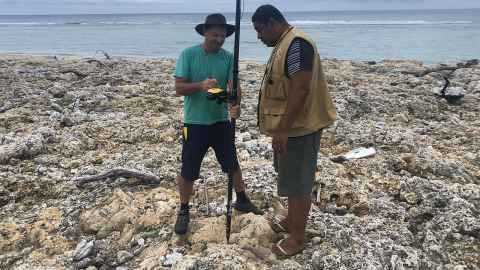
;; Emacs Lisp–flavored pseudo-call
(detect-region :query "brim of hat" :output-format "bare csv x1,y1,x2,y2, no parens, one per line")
195,24,236,37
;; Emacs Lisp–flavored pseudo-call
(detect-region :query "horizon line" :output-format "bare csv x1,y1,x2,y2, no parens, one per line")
1,7,479,16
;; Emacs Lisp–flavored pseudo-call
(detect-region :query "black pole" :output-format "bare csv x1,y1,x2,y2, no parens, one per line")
226,0,241,244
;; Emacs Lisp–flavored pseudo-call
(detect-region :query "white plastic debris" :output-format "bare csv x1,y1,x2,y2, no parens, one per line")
331,147,377,163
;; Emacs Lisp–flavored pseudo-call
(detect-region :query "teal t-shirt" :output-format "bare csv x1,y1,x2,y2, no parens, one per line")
175,44,233,125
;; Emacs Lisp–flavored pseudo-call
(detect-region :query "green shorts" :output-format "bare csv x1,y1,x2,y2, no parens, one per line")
273,129,322,198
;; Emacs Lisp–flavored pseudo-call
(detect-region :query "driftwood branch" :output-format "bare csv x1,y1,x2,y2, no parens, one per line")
60,69,87,79
0,104,12,113
96,50,111,60
86,59,103,66
440,76,450,96
75,168,161,187
402,59,478,77
0,99,28,113
86,59,113,72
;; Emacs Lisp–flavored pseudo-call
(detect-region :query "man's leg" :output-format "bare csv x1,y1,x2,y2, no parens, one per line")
174,174,194,235
287,196,311,246
272,130,321,255
177,175,193,204
174,124,208,235
230,166,263,214
270,153,289,232
213,121,263,215
232,166,245,192
272,196,310,254
174,174,192,235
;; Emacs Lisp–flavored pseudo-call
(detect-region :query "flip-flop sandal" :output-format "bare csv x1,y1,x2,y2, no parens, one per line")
272,239,305,259
266,214,289,233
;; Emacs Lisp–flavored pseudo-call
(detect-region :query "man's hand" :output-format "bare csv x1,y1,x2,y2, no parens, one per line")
201,78,218,91
272,130,288,154
229,104,241,119
175,77,219,96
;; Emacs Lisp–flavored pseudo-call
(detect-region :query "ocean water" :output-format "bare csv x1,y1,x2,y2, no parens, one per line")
0,9,479,63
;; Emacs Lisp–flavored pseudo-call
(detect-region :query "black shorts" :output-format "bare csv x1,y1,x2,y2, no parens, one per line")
181,121,239,182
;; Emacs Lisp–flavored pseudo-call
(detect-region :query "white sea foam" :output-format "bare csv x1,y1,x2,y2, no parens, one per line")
289,20,472,25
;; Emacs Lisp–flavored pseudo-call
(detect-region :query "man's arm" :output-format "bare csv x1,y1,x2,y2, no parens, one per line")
272,71,311,153
277,71,311,132
272,38,314,153
175,77,218,96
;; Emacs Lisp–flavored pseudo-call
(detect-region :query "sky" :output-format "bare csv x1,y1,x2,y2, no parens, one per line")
1,0,480,15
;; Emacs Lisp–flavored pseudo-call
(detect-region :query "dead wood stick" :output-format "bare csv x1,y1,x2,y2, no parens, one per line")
0,105,11,113
440,76,450,96
402,59,478,77
0,99,28,113
75,168,161,187
403,66,458,77
96,49,111,60
86,59,113,72
60,69,87,79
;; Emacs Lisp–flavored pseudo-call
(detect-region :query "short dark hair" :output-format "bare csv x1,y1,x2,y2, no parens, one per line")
251,4,286,25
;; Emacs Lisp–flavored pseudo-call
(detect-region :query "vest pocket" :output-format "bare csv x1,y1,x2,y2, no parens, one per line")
262,107,285,132
264,74,287,100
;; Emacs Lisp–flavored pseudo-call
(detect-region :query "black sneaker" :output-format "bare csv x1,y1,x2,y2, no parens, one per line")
174,208,190,235
233,200,264,215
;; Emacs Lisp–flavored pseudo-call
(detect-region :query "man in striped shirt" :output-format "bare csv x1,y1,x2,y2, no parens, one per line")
252,4,336,258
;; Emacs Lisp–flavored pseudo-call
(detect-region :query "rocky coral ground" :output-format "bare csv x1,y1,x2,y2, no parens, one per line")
0,54,479,270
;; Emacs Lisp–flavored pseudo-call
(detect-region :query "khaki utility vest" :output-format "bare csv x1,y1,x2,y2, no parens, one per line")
258,26,337,137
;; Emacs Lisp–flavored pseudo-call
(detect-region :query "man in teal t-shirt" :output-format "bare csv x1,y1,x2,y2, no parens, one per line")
173,13,263,235
175,42,231,125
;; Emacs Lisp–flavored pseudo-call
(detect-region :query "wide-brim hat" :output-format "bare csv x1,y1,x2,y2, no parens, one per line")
195,13,235,37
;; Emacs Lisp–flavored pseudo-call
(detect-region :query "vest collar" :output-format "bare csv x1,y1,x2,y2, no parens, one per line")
262,26,295,86
273,25,294,49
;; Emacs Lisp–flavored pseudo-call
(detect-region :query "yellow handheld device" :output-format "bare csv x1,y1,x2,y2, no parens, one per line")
207,88,229,104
